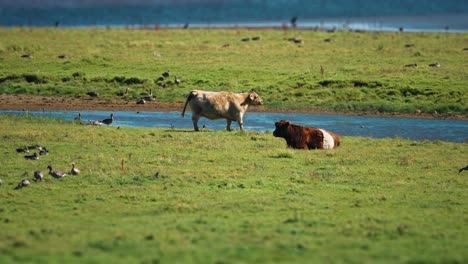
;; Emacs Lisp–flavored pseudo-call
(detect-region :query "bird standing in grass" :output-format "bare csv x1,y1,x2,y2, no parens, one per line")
101,113,114,126
71,163,80,175
162,71,170,78
16,179,30,189
34,171,44,182
174,76,181,85
47,165,67,178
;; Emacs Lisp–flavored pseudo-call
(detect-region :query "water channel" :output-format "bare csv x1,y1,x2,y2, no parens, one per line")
1,110,467,143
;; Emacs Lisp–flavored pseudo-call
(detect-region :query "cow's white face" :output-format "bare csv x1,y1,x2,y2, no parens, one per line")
249,91,263,105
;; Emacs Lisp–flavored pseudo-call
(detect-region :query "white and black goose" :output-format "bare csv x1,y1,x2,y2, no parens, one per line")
71,162,80,175
47,165,67,178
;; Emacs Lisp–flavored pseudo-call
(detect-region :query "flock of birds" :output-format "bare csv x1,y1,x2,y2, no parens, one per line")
4,145,81,190
85,71,181,105
72,113,114,126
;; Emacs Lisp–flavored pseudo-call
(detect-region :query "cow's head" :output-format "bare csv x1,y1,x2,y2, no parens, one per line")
273,120,290,138
247,90,263,105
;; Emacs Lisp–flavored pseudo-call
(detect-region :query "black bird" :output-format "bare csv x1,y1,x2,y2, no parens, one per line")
21,54,33,59
86,91,99,97
101,113,114,126
15,179,30,189
28,144,42,150
24,153,39,160
405,63,418,68
162,71,170,78
429,62,440,68
174,76,181,85
136,99,145,104
290,16,298,28
74,113,81,121
39,148,49,155
459,165,468,173
16,147,29,153
34,171,44,182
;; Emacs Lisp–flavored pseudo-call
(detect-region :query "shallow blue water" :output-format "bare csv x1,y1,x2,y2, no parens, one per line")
2,110,467,143
1,0,467,31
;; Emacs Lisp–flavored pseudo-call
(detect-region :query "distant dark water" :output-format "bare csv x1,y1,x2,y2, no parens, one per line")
1,110,467,143
1,0,467,32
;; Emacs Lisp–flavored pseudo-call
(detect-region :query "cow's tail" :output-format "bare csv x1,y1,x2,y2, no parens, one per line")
181,90,197,117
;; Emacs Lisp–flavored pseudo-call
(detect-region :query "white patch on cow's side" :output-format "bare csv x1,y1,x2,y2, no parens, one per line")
319,129,335,149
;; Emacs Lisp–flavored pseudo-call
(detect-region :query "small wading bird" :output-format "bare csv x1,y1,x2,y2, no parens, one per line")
70,163,80,175
459,165,468,173
47,165,67,178
101,113,114,126
74,113,81,121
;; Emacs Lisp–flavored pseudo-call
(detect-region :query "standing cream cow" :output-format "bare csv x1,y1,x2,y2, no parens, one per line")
182,90,263,131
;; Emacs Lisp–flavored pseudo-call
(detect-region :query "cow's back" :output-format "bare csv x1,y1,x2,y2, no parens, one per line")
189,91,243,120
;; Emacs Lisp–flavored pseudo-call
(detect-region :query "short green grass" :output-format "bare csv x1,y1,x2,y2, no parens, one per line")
0,115,466,263
0,28,467,116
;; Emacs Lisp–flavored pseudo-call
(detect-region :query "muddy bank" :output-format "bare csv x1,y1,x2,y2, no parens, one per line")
0,93,466,121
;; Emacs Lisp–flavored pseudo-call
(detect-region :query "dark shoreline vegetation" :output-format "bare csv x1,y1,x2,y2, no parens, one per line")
0,28,466,117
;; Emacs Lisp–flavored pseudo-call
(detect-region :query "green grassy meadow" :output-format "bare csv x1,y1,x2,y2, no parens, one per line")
0,28,467,115
0,115,467,263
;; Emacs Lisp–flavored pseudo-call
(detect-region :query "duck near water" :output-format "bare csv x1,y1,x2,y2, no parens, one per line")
101,113,114,126
47,165,67,178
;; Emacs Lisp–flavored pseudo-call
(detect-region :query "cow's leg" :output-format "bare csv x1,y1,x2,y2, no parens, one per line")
236,113,245,131
226,119,232,131
192,114,200,131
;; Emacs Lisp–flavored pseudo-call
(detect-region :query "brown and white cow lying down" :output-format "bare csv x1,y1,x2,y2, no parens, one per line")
273,120,340,150
182,90,263,131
